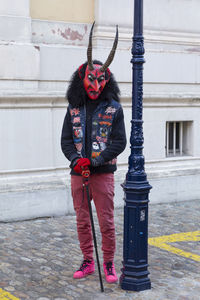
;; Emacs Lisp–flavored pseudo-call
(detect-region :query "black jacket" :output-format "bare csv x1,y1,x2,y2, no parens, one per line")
61,61,127,174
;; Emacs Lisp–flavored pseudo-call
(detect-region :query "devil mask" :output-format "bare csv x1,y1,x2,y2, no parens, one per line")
83,64,109,100
80,22,118,100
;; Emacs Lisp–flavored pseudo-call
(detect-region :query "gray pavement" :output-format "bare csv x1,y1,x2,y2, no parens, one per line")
0,200,200,300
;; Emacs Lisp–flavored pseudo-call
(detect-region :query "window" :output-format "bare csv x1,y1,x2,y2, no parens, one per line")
166,121,193,157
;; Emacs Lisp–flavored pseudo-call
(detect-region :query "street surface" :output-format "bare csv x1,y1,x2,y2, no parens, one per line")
0,200,200,300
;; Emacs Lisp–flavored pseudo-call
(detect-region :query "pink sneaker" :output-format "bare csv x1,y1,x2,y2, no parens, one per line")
73,259,95,279
103,261,118,283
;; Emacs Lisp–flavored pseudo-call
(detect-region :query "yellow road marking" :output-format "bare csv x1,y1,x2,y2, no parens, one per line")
148,231,200,262
0,288,20,300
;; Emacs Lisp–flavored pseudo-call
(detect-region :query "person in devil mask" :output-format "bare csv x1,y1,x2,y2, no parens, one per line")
61,23,126,283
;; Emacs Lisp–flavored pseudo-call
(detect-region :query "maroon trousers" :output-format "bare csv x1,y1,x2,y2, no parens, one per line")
71,173,116,262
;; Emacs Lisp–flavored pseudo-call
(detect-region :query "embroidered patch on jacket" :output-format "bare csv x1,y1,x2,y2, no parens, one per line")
99,121,112,126
73,127,83,138
73,117,81,124
92,151,101,158
98,113,112,120
100,127,108,137
105,107,117,114
96,136,107,143
92,142,100,151
70,108,80,116
100,142,106,151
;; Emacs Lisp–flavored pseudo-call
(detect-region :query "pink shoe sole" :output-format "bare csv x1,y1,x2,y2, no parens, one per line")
73,269,95,279
73,260,95,279
105,275,118,283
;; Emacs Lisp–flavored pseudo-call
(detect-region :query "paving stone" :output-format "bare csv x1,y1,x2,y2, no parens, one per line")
4,286,15,292
0,200,200,299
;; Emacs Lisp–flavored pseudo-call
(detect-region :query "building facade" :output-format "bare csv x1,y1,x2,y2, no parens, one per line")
1,0,200,221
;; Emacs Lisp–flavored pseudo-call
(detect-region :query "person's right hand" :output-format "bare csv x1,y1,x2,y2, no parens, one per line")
73,158,91,174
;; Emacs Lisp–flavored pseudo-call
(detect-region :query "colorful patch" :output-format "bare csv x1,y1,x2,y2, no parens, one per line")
100,142,106,151
73,117,81,124
70,108,80,116
98,113,112,120
92,152,101,158
96,136,107,143
100,127,108,137
73,127,83,138
92,142,100,151
105,107,116,114
99,121,112,126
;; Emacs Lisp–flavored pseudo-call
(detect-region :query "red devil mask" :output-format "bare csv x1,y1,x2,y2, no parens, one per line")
80,21,118,100
83,64,110,100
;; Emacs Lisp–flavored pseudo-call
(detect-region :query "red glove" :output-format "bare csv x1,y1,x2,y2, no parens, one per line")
73,158,91,174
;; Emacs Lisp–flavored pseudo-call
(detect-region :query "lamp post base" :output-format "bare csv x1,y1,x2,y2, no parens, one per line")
120,274,151,291
120,177,151,292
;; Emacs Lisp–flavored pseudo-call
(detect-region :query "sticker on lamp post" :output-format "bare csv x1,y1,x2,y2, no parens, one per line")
140,210,145,222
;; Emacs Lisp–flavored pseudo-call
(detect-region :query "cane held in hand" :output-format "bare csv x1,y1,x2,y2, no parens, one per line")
81,167,104,293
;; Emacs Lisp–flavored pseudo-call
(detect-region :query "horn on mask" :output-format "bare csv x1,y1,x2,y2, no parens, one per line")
87,22,95,71
87,22,118,72
100,25,118,72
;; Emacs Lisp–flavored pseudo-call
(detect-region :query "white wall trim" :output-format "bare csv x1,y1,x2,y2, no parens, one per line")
1,82,200,103
144,28,200,47
30,18,200,51
1,95,200,109
94,25,200,49
1,157,200,189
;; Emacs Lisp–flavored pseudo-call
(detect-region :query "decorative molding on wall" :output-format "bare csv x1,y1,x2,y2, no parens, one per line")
1,94,200,110
143,97,200,108
94,24,200,50
30,20,200,51
1,157,200,193
144,27,200,47
2,81,199,101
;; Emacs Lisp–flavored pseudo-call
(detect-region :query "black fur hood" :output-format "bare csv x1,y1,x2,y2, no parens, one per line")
66,60,120,108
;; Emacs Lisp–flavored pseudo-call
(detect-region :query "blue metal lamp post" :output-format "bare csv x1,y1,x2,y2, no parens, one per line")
120,0,152,291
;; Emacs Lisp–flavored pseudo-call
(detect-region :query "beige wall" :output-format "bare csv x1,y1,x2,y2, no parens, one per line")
30,0,94,23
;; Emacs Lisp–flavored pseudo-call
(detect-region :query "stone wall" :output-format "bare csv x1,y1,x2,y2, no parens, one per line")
1,0,200,221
